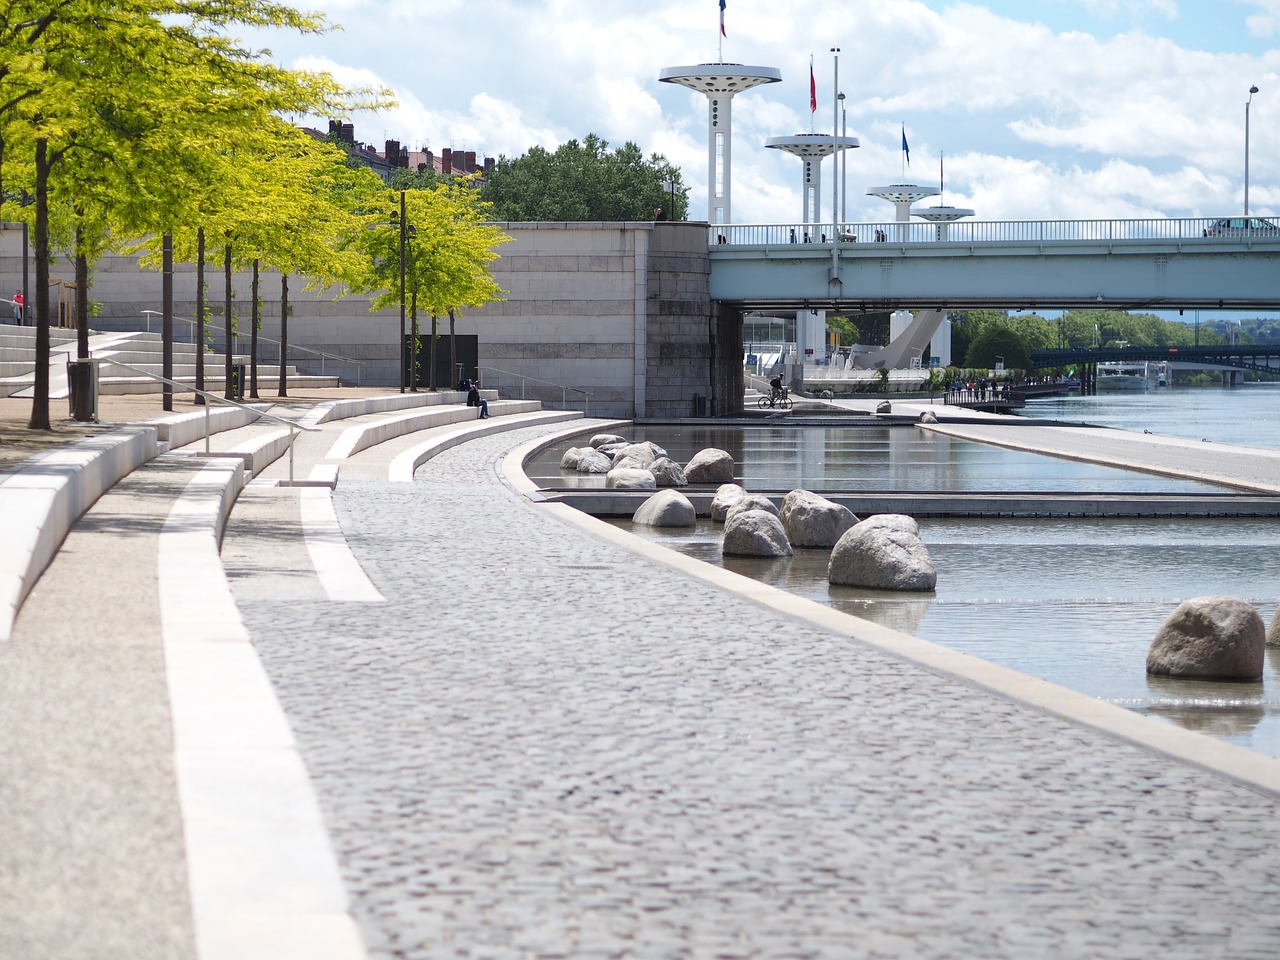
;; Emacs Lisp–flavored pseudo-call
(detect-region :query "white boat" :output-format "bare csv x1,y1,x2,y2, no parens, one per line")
1097,360,1165,391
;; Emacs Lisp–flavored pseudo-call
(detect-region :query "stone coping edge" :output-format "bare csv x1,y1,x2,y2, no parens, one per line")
387,410,586,483
500,431,1280,802
0,425,158,641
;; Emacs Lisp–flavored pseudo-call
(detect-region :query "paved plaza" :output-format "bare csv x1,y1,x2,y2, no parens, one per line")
7,396,1280,958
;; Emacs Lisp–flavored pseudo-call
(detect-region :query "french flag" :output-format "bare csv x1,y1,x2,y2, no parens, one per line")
720,0,726,37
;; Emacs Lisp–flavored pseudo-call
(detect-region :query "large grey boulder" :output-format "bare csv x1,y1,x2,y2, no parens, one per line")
828,514,936,591
649,457,688,487
590,433,627,449
723,509,793,558
633,489,696,527
685,448,735,483
780,489,858,548
575,449,612,474
724,494,779,523
876,400,892,414
611,441,666,469
1268,606,1280,647
559,447,586,470
710,483,748,523
605,467,657,490
919,410,938,424
1147,597,1265,681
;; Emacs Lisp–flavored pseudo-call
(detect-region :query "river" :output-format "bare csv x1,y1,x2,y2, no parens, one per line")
528,383,1280,759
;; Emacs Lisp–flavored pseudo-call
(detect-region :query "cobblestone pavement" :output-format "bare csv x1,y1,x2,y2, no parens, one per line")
237,425,1280,960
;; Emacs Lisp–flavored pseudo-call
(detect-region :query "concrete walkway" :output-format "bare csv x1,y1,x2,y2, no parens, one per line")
8,401,1280,958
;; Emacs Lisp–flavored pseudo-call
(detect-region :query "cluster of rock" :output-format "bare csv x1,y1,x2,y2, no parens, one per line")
559,433,735,491
632,480,936,593
1146,596,1280,681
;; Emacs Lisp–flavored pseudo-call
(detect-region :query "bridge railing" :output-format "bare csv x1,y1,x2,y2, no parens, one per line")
711,217,1279,248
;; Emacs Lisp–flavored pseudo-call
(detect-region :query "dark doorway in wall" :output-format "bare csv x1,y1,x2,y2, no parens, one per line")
405,334,477,389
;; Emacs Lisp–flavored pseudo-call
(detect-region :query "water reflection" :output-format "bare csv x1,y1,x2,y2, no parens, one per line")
564,417,1280,760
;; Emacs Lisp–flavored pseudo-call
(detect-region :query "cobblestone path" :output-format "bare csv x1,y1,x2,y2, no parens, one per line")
238,426,1280,960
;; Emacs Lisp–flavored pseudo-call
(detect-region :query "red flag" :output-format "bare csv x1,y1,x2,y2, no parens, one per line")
809,63,817,113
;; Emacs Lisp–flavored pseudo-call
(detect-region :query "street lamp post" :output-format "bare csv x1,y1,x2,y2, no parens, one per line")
663,178,676,219
838,92,847,224
1246,85,1259,216
397,190,406,392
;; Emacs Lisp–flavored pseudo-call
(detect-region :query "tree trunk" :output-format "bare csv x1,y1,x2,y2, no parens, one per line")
194,227,205,404
429,312,438,392
223,236,233,399
249,260,259,399
162,234,173,411
70,242,92,422
277,273,288,397
409,291,418,393
27,139,50,430
448,307,457,387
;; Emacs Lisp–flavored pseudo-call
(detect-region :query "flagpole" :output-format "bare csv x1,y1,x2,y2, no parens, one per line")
809,54,815,134
718,0,724,61
831,47,840,241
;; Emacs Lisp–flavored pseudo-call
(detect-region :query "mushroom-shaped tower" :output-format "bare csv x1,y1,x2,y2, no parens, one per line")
913,205,976,241
867,183,940,240
660,64,782,227
765,133,860,232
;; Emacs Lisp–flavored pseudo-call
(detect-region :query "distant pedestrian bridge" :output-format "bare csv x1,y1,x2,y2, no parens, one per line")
706,217,1280,313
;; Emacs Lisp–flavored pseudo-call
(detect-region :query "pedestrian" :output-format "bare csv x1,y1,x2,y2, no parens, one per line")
11,290,22,325
467,381,489,419
654,207,667,222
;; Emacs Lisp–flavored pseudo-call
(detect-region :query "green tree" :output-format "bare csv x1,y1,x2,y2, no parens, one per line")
482,134,687,221
1,0,385,425
347,178,509,390
964,325,1033,371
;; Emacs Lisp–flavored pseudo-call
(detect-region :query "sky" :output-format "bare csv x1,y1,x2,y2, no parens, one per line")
250,0,1280,229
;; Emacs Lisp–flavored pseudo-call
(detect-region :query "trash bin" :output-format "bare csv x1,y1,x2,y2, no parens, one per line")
67,357,100,422
691,393,707,418
231,363,246,400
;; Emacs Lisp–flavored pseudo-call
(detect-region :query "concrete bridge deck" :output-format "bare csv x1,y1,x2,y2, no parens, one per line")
6,393,1280,958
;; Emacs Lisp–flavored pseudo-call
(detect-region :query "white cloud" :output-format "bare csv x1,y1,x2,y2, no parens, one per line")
248,1,1280,224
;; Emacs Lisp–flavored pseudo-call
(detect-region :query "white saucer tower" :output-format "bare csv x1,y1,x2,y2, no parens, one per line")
866,183,940,241
765,133,859,235
659,63,781,227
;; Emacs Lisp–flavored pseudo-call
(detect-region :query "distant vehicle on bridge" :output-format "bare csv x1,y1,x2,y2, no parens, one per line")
1203,216,1280,237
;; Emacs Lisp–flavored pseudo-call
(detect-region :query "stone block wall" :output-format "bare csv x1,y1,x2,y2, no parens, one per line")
0,220,727,418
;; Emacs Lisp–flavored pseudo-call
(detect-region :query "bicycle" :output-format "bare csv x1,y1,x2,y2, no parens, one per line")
758,388,792,410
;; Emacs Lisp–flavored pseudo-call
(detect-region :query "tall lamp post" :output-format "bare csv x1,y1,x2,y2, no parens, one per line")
397,189,406,392
1246,85,1259,216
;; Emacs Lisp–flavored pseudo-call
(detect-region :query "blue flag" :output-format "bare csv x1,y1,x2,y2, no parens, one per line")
902,126,910,165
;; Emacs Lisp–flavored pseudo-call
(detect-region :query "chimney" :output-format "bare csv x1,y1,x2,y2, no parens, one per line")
385,140,400,165
464,151,477,173
442,148,452,174
340,122,355,143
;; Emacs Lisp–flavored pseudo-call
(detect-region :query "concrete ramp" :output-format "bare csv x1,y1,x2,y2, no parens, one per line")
851,309,945,370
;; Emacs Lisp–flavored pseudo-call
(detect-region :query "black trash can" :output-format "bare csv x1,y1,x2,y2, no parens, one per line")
66,358,100,422
691,393,707,418
230,363,246,400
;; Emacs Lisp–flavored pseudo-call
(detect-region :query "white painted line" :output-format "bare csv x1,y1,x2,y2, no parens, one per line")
299,487,385,603
159,459,367,960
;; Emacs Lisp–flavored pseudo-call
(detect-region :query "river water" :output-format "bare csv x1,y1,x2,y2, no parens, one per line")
528,383,1280,758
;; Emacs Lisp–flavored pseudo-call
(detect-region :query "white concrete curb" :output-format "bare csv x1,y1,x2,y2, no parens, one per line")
159,457,367,960
0,426,157,640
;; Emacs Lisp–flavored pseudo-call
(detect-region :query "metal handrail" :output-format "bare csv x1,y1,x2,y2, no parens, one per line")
712,217,1280,248
477,365,592,417
139,310,366,384
94,358,319,484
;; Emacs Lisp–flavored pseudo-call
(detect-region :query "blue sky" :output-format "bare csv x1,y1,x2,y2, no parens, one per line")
252,1,1279,318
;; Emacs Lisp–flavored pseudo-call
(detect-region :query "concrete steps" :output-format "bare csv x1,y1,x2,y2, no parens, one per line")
0,322,337,397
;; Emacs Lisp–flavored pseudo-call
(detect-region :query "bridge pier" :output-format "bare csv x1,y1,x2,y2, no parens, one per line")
1223,369,1245,387
1081,362,1097,396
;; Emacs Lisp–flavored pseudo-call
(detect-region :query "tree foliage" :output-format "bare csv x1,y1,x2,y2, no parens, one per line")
0,0,387,424
482,134,687,222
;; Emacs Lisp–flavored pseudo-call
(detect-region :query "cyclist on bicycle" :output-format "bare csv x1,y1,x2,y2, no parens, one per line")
769,374,784,404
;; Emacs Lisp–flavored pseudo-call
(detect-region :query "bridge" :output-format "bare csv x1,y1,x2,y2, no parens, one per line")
707,217,1280,312
1030,344,1280,374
